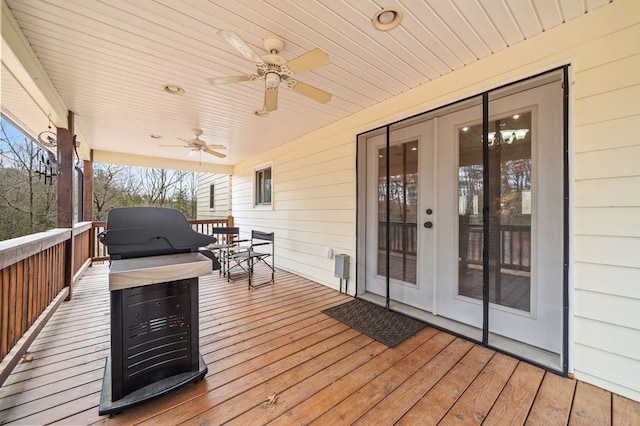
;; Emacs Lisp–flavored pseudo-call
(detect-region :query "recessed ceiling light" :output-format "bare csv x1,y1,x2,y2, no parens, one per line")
150,134,162,139
372,7,403,31
162,84,185,95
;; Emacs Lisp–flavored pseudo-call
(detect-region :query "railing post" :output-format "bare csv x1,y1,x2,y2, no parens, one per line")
83,154,93,221
57,123,75,301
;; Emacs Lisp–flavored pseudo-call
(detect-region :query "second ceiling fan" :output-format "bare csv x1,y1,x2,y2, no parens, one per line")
160,128,226,159
209,30,332,114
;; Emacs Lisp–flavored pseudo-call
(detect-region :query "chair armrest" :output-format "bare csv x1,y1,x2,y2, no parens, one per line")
250,241,271,248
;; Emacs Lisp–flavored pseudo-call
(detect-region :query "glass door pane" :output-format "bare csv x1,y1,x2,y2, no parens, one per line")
457,112,533,312
458,123,485,302
487,112,532,312
377,141,419,284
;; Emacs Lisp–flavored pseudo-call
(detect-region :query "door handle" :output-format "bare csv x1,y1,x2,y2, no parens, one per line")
424,221,433,229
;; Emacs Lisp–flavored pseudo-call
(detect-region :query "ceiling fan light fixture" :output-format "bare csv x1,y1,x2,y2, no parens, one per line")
265,72,280,90
263,34,284,54
372,8,403,31
163,84,185,95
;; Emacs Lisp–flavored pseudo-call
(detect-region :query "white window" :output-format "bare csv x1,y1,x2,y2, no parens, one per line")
254,164,272,207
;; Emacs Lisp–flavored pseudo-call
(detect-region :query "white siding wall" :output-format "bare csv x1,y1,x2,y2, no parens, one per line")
232,133,355,288
231,0,640,401
196,173,231,220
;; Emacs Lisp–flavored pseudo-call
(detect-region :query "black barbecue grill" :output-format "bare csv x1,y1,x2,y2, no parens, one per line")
98,207,214,416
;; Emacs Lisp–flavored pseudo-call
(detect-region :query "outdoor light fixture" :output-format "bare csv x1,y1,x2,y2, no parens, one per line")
372,7,403,31
162,84,185,95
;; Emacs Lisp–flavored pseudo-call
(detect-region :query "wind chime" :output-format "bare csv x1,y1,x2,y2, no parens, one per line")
36,114,58,185
36,148,57,185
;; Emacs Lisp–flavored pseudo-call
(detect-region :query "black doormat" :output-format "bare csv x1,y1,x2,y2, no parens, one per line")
322,299,426,348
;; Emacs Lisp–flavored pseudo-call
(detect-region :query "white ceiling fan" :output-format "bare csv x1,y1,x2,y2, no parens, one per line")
209,30,332,115
160,128,226,159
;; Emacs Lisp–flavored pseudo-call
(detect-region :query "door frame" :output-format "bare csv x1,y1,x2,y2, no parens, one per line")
356,65,570,375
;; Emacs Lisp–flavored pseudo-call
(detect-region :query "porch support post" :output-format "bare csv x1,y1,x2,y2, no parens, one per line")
83,151,93,221
57,112,75,300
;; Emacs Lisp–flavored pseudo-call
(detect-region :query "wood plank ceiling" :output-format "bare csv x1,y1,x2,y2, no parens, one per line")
2,0,613,168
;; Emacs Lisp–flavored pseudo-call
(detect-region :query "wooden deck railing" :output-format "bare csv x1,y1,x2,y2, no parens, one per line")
0,228,72,383
90,216,234,262
73,222,93,279
0,216,232,386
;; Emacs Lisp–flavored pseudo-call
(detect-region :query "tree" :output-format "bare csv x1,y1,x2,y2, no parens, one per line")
142,168,190,209
93,163,124,220
0,120,57,239
92,163,198,221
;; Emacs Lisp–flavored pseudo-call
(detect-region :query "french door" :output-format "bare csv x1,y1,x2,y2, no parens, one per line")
364,120,434,311
358,68,567,369
437,75,564,355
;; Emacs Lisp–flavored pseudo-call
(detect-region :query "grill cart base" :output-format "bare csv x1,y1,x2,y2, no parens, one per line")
99,252,211,416
99,352,207,416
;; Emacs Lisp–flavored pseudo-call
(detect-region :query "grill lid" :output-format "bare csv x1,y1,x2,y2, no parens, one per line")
100,207,215,259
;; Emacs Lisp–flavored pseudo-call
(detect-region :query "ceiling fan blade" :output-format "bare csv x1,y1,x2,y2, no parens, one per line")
203,147,227,158
204,144,226,150
177,137,194,144
217,30,264,63
291,81,332,104
207,74,254,85
264,88,278,112
285,48,330,74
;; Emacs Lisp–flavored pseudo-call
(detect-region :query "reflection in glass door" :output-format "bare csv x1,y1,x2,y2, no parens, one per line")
377,141,418,284
458,112,533,312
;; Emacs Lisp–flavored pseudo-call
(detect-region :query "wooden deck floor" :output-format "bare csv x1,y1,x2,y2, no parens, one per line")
1,264,640,425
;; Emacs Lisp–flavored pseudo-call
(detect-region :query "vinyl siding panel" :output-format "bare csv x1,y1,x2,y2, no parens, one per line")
575,262,640,300
230,0,640,401
574,344,640,402
575,115,639,153
574,317,640,361
575,177,640,207
575,207,640,237
577,145,640,180
196,173,231,219
574,290,640,331
575,235,640,269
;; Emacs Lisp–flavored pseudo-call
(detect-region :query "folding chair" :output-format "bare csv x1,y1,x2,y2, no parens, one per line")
227,230,274,289
208,227,242,276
